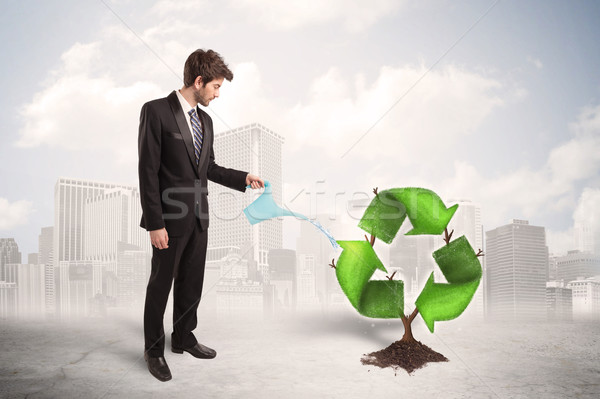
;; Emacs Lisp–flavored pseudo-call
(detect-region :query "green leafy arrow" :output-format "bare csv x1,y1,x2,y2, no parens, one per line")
415,235,482,332
358,188,458,244
335,240,404,318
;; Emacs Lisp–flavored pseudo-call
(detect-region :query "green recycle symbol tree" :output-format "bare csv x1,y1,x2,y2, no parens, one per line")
332,187,483,343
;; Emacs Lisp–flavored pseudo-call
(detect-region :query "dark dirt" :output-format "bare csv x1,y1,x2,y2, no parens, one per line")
361,339,448,374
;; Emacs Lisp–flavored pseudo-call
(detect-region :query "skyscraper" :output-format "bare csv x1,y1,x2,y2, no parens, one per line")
84,187,149,262
556,250,600,283
573,190,599,254
485,219,548,320
53,177,138,317
54,178,137,265
38,227,54,267
38,227,54,314
0,238,21,281
208,123,284,281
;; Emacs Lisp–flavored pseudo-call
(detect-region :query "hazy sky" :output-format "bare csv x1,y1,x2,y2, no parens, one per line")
1,0,599,257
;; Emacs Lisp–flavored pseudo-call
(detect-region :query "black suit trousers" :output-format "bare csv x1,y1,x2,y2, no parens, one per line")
144,218,208,357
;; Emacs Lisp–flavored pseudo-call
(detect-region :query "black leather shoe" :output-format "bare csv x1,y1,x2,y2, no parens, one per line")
144,353,172,382
172,342,217,359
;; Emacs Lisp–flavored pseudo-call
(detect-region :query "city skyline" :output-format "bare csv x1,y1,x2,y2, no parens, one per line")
2,162,599,321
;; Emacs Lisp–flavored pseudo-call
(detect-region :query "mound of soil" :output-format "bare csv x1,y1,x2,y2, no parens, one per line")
361,339,448,374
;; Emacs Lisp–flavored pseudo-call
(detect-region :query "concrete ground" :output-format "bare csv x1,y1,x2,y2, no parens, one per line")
1,310,599,399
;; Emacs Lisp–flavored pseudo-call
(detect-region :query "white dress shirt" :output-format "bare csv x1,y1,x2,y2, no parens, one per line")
175,89,201,148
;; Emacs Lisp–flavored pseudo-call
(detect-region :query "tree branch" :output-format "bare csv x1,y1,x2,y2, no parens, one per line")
407,307,419,323
329,258,336,269
443,228,454,245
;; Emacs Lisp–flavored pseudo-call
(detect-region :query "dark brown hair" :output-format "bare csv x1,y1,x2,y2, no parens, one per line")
183,49,233,87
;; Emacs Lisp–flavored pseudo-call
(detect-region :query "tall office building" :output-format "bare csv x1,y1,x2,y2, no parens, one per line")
1,238,21,281
38,227,55,314
207,123,284,282
573,190,599,254
39,227,54,266
574,221,595,254
556,250,600,284
53,177,137,317
54,178,137,265
485,219,548,320
84,187,149,262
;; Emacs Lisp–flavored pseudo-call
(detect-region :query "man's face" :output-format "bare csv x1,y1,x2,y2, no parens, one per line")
194,77,224,106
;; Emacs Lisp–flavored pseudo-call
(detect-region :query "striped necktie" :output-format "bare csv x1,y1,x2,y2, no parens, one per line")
188,108,203,164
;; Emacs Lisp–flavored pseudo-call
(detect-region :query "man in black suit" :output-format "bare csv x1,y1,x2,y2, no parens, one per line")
138,49,264,382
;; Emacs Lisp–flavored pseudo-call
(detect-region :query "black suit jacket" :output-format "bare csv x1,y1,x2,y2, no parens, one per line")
138,91,247,236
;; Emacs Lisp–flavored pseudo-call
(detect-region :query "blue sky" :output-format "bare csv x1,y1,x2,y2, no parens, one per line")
1,0,599,257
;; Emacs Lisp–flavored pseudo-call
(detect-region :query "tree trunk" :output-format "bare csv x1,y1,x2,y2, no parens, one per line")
400,308,419,342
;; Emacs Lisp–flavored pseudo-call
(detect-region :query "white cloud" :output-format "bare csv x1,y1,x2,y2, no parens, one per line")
440,104,600,251
14,26,174,167
280,64,504,165
149,0,209,15
527,56,543,69
0,198,34,230
16,73,161,161
209,62,278,131
230,0,403,32
570,104,600,137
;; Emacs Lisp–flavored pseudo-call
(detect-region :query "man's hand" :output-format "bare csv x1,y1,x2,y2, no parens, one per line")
150,228,169,249
246,174,264,189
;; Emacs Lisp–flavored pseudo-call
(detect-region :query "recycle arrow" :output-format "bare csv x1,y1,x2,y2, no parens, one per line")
358,188,459,243
415,235,482,332
335,240,404,318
